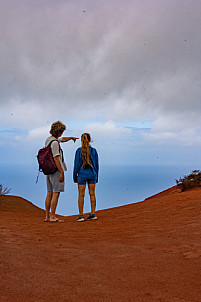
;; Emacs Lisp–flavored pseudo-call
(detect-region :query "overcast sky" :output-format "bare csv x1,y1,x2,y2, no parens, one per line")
1,0,201,166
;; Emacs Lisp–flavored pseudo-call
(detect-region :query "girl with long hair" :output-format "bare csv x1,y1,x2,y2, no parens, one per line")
73,133,99,222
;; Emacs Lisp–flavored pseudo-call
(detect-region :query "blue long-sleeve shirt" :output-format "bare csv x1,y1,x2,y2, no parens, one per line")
73,147,99,183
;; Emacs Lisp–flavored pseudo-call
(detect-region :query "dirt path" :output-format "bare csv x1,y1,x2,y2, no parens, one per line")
1,187,201,301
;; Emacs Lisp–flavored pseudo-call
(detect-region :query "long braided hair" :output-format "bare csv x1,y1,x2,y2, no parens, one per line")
81,133,93,168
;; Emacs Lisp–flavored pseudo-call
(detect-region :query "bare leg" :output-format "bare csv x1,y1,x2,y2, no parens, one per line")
78,184,86,215
50,192,60,220
88,183,96,214
45,191,53,221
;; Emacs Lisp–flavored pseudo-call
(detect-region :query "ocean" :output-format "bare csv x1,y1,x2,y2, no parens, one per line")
0,162,195,216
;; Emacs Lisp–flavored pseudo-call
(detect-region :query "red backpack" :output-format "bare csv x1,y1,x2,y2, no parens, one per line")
37,140,61,176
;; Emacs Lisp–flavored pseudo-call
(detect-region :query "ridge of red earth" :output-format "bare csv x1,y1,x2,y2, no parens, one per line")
1,186,201,301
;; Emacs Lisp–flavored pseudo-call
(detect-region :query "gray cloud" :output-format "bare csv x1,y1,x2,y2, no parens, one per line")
0,0,201,133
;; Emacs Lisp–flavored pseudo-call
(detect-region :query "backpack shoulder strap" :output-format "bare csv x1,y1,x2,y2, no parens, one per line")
48,139,63,162
48,139,60,147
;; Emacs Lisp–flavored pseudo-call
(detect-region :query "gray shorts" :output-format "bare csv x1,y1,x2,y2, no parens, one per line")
46,170,65,193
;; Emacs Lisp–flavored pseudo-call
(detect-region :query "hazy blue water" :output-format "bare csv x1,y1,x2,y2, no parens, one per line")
0,162,195,216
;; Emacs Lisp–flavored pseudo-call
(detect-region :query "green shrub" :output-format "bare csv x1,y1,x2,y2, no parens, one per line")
176,170,201,192
0,184,12,196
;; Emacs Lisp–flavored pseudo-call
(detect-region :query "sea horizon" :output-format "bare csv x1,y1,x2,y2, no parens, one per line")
0,162,197,216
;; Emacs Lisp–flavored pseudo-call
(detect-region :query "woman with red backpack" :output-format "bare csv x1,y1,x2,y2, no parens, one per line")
44,121,78,222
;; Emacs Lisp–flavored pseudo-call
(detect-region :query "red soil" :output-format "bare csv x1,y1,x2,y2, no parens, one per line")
1,186,201,302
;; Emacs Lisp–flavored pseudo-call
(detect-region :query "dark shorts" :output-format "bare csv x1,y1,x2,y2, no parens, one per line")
77,176,96,185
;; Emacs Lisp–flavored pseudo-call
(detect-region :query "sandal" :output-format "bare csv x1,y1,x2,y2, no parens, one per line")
49,218,64,223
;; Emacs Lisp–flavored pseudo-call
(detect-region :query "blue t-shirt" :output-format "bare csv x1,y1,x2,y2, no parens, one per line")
73,147,99,183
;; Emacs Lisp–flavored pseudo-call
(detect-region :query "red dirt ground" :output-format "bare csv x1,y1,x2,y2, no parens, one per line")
1,186,201,302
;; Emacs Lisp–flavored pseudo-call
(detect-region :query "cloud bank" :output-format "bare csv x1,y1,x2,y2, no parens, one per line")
0,0,201,147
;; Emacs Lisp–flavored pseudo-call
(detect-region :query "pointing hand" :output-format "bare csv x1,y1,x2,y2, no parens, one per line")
72,137,79,143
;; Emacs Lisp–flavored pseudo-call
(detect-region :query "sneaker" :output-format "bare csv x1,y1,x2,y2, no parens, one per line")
76,215,84,222
86,214,97,221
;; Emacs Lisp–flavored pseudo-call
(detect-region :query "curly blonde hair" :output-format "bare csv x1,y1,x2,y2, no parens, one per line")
50,121,66,138
81,133,93,168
